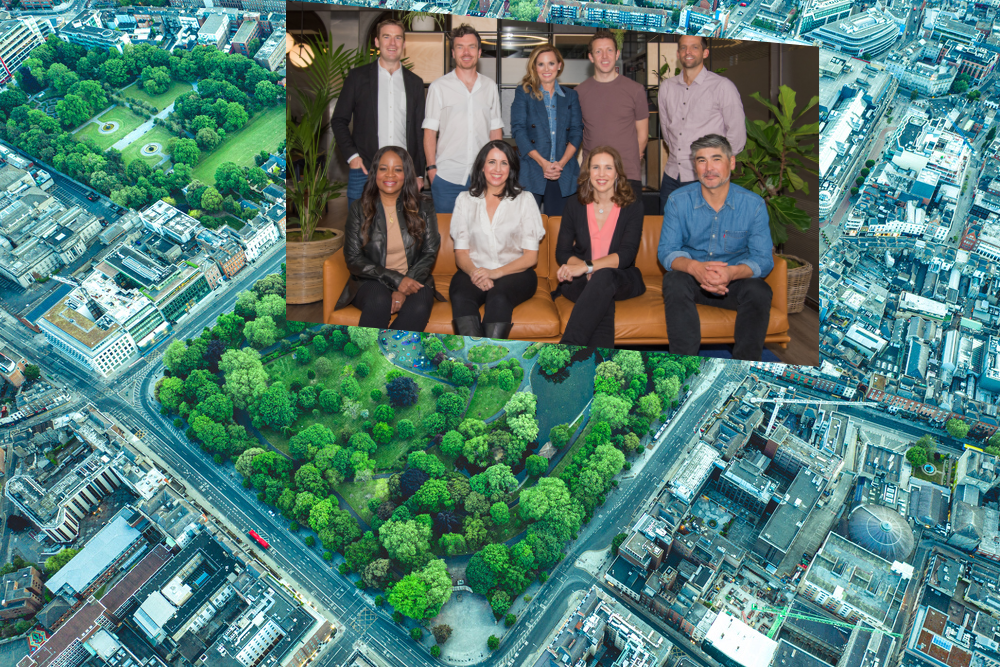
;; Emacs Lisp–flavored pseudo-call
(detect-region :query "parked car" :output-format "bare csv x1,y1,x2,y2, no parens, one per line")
86,193,99,202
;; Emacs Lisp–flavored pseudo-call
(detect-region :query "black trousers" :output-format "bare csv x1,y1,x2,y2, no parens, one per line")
449,268,537,323
353,281,434,331
559,269,637,348
532,178,570,217
662,271,772,361
659,173,695,216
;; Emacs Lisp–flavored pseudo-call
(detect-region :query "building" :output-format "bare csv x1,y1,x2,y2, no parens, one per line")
4,407,164,544
209,240,245,279
147,265,211,323
140,200,202,245
44,509,148,599
799,532,912,630
943,42,998,82
884,49,958,97
703,613,777,667
34,273,166,376
798,0,852,34
197,14,227,47
0,567,45,620
805,8,900,59
225,215,279,262
532,585,671,667
668,442,718,504
764,424,843,480
0,17,51,85
229,19,258,55
716,451,778,513
254,28,284,71
0,339,27,388
59,25,128,51
264,201,286,237
754,468,826,566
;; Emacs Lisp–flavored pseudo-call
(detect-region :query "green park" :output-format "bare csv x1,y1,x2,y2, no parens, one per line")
151,271,702,655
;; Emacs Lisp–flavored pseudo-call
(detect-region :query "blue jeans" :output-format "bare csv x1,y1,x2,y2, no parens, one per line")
346,167,367,210
431,174,471,214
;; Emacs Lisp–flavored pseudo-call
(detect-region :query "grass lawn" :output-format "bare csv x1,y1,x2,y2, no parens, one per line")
442,335,465,351
261,338,447,471
120,125,176,164
192,106,284,185
76,106,148,151
338,478,388,525
523,343,542,359
911,457,952,487
468,343,508,364
38,88,61,101
122,80,193,112
466,382,517,421
551,417,590,479
372,436,418,471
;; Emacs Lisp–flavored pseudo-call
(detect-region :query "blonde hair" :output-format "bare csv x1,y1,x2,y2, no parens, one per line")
520,45,565,100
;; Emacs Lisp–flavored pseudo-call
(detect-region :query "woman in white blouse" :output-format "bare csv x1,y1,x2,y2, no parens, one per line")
449,140,546,339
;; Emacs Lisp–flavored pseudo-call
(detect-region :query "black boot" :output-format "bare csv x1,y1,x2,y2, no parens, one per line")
453,315,484,337
483,322,513,340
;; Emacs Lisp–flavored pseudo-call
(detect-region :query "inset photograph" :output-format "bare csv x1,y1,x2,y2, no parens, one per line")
285,7,818,364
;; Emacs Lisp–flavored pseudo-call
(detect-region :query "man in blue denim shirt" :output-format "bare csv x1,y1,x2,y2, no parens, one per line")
657,134,773,360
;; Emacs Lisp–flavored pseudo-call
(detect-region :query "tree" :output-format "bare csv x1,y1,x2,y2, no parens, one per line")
637,393,662,421
505,613,516,628
141,65,171,94
55,94,92,129
397,419,415,439
438,532,467,556
319,389,341,413
344,532,381,573
906,447,927,467
362,558,393,589
169,138,201,166
387,376,420,407
201,186,223,212
23,364,40,381
413,478,453,513
470,465,518,501
526,454,548,477
509,0,541,21
348,326,378,350
196,126,221,150
47,62,79,95
488,636,500,651
289,424,336,460
388,559,452,619
466,552,497,594
612,532,627,554
319,508,362,552
252,381,295,430
538,345,571,375
379,519,432,567
946,419,970,439
432,625,452,644
243,315,278,348
220,349,268,410
490,590,512,616
340,375,360,400
431,646,441,658
294,347,311,365
45,548,80,574
490,502,510,525
372,421,393,445
591,393,631,430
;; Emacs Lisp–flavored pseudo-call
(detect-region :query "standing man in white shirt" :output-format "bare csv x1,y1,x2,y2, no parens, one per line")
657,36,746,215
423,24,505,214
331,19,426,210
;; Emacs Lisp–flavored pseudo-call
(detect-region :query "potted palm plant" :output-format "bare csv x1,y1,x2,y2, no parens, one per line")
402,11,446,32
285,34,369,305
734,84,819,313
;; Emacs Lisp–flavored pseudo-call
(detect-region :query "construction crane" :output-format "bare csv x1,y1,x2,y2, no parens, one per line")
746,395,881,436
752,603,904,640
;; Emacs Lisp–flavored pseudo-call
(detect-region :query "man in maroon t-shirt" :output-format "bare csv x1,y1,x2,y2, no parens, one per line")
576,30,650,199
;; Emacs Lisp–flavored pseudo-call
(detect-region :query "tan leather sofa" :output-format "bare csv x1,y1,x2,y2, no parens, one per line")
323,214,790,347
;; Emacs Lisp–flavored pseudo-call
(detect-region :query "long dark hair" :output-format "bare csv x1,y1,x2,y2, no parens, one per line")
359,146,425,248
468,140,523,200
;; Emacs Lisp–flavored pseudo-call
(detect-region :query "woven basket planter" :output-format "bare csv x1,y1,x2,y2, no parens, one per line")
286,228,344,305
781,254,813,314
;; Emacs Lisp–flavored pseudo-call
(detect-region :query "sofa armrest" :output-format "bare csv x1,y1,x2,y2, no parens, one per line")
766,254,788,314
323,249,351,325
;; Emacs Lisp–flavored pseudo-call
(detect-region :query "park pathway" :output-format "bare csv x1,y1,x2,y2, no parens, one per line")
71,103,116,134
112,81,200,151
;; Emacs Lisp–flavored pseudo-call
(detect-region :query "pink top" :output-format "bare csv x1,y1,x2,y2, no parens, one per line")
587,203,620,260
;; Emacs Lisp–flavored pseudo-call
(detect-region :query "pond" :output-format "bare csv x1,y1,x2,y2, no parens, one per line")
530,349,598,450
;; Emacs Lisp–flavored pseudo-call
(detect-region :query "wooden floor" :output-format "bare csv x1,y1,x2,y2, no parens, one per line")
287,301,820,367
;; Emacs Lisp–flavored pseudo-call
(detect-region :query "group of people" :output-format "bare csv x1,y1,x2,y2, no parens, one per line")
330,20,774,359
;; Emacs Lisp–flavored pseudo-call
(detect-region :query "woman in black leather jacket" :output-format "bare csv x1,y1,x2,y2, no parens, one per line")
334,146,442,330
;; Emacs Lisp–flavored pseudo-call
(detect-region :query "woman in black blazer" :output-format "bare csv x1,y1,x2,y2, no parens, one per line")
554,146,646,347
335,146,441,331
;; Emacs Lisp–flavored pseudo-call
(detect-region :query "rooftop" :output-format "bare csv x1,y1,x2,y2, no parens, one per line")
45,511,142,597
705,612,778,667
758,468,827,552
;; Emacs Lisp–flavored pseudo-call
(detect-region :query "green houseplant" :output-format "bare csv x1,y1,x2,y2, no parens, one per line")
733,84,819,312
401,11,446,32
285,34,370,304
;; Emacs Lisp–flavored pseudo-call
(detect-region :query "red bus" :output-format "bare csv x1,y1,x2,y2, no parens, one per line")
248,530,270,549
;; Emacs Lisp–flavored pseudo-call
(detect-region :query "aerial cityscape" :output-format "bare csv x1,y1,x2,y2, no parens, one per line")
1,1,999,667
